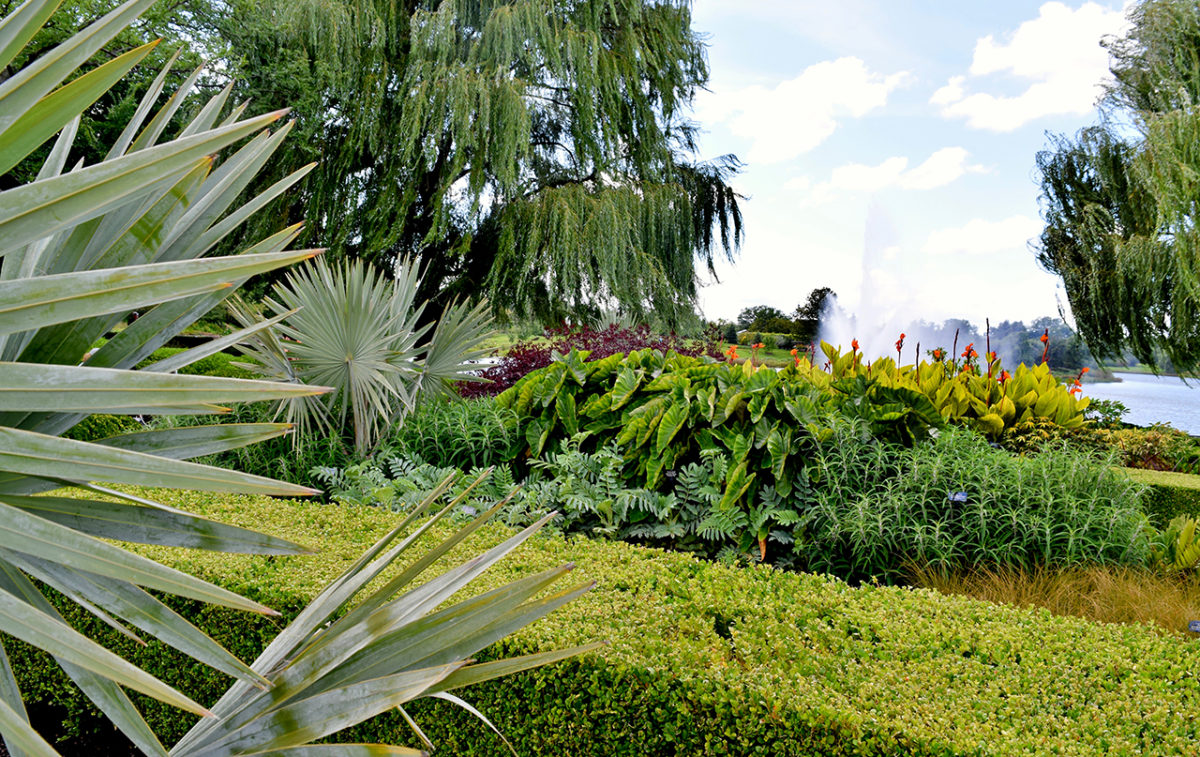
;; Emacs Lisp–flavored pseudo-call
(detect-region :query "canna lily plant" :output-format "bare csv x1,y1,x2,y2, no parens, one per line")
0,1,592,754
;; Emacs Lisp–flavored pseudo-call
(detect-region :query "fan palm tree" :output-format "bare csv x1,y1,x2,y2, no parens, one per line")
232,256,494,455
0,1,593,754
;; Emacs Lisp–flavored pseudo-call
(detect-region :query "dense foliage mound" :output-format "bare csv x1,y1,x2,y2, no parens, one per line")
18,489,1200,756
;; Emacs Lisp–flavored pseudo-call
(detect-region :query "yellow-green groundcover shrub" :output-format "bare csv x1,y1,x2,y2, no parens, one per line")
14,490,1200,756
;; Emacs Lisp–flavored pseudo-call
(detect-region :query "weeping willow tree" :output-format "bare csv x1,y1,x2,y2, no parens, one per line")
214,0,742,325
1035,0,1200,373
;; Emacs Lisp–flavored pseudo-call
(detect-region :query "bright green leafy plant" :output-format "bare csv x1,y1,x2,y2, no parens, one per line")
809,341,1090,436
495,347,942,560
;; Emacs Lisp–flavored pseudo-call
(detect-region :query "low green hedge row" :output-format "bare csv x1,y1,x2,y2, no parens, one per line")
136,347,254,379
1121,467,1200,526
15,489,1200,755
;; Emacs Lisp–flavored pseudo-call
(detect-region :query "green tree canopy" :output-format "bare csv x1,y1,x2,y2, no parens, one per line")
736,305,784,331
210,0,743,326
1035,0,1200,373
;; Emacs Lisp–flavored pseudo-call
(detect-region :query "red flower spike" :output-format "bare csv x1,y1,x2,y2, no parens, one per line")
851,339,859,352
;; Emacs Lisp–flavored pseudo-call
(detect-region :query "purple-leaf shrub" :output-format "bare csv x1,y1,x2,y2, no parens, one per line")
459,324,724,398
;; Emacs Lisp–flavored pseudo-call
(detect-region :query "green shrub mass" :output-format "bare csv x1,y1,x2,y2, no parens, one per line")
16,489,1200,755
1122,468,1200,526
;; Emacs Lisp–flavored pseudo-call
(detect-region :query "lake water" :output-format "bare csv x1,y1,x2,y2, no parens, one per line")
1082,372,1200,434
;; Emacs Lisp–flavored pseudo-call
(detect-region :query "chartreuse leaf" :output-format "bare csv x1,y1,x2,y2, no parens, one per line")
0,41,157,176
0,493,308,553
0,693,57,757
0,585,209,716
0,108,287,256
0,427,319,497
0,499,279,615
0,0,157,136
0,249,319,336
0,0,61,73
0,362,323,412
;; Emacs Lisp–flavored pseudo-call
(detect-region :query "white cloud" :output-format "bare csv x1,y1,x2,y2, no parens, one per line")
931,2,1130,131
923,215,1044,256
783,176,812,192
800,147,985,202
696,57,910,163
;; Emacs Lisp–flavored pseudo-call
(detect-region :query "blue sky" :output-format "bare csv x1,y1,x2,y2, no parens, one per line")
688,0,1132,340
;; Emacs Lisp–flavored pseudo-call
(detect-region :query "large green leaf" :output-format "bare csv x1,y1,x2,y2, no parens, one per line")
193,664,465,755
95,423,294,460
0,694,57,757
0,108,287,255
0,41,156,175
0,586,209,716
0,363,325,413
0,427,319,496
4,553,268,686
0,0,157,136
0,493,308,553
0,0,60,73
0,249,318,336
0,499,280,614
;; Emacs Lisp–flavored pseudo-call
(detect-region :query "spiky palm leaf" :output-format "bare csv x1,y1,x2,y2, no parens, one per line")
236,256,494,455
0,2,588,754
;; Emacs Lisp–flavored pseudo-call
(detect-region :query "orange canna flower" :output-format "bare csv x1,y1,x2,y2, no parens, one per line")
1082,366,1090,374
753,342,765,350
1040,331,1049,344
987,351,997,362
961,343,974,359
851,339,860,352
790,348,799,356
1000,370,1011,382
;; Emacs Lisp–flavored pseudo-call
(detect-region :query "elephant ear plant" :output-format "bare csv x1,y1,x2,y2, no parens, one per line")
0,1,593,755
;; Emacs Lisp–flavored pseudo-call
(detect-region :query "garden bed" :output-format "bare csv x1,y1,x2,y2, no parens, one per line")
16,489,1200,755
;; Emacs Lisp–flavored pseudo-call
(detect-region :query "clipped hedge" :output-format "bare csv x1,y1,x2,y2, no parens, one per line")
1122,467,1200,526
15,489,1200,755
135,347,254,379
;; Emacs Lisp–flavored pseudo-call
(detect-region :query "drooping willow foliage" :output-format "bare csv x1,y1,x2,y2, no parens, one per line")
216,0,743,325
1035,0,1200,373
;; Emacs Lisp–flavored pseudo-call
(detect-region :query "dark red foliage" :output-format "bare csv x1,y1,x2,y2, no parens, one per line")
458,323,725,398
